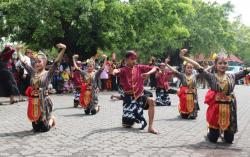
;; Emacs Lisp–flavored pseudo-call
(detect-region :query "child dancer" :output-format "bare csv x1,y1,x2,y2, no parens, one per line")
17,43,66,132
155,58,175,106
165,55,200,119
72,54,107,115
179,49,250,143
112,51,158,134
72,61,83,108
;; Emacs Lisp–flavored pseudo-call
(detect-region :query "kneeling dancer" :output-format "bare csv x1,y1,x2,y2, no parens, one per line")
112,51,158,134
73,54,107,115
155,58,176,106
165,54,200,119
180,49,250,143
17,43,66,132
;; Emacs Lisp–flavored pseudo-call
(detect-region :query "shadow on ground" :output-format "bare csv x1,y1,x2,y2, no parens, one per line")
0,130,37,138
80,126,147,139
155,116,196,122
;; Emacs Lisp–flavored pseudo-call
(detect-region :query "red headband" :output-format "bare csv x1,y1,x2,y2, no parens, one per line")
160,63,165,67
125,51,137,59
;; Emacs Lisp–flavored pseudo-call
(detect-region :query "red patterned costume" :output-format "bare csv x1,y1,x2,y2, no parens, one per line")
119,65,153,100
199,69,249,143
175,72,199,119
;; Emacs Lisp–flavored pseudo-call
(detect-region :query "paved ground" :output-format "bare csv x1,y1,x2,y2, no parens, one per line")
1,86,250,157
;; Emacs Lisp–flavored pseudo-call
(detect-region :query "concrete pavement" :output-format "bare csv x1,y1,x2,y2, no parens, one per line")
1,86,250,157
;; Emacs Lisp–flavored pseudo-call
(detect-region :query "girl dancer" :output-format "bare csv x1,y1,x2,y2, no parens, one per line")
17,43,66,132
180,49,250,143
72,54,107,115
165,55,200,119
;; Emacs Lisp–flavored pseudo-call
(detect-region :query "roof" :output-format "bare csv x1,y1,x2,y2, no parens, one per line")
193,53,244,63
193,54,206,62
226,54,244,64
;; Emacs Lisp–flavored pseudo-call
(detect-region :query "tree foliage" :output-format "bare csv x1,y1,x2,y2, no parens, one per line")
0,0,250,63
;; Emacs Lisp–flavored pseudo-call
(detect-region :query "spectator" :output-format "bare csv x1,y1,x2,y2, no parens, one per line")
149,57,157,90
100,58,110,91
15,49,33,95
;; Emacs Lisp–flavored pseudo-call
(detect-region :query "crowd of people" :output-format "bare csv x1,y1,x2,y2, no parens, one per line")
0,48,124,103
3,46,249,104
1,44,250,144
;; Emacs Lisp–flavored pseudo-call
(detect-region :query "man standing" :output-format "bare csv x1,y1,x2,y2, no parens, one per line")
16,49,33,95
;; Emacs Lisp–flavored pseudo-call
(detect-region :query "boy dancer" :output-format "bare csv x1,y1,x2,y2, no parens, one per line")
113,51,158,134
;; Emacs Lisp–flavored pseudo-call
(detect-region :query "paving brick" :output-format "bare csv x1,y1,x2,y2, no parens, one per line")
1,86,250,156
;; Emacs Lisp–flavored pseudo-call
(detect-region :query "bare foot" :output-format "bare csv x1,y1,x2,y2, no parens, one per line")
49,116,56,127
148,128,159,134
95,105,100,112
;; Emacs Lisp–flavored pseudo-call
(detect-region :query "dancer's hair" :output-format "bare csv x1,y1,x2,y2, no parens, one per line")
125,50,137,59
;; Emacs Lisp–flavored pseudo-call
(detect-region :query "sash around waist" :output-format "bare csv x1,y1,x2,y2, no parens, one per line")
215,93,234,104
30,90,49,97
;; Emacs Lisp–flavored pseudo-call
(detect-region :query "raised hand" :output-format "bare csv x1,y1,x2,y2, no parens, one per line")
165,56,171,64
56,43,66,49
54,43,66,63
178,49,203,69
179,49,188,58
16,45,24,51
102,54,107,59
73,54,79,59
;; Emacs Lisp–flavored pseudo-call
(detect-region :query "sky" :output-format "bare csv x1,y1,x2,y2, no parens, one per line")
205,0,250,26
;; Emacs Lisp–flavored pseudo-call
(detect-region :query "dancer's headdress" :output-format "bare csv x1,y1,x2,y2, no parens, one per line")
86,58,95,66
37,50,47,61
214,52,228,63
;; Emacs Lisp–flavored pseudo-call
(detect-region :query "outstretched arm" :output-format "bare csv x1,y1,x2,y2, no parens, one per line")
72,54,86,77
234,67,250,81
179,49,203,69
205,65,214,72
141,66,158,79
72,54,81,71
165,64,179,73
48,43,66,78
54,43,66,64
111,69,120,75
164,58,178,74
